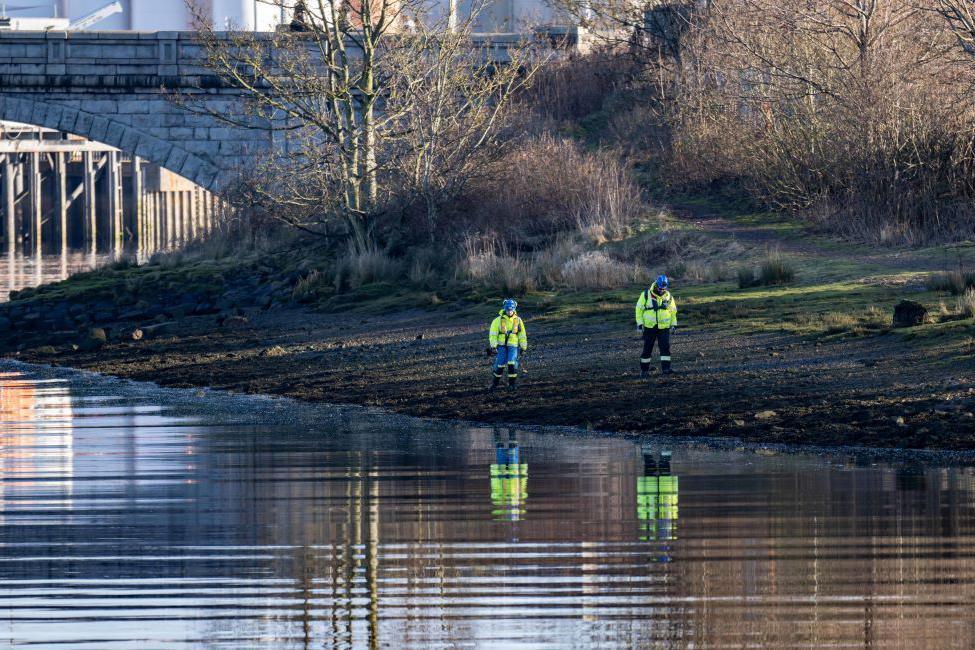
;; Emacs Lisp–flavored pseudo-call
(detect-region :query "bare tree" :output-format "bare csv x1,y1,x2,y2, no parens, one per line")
550,0,707,93
940,1,975,54
668,0,975,240
186,0,543,243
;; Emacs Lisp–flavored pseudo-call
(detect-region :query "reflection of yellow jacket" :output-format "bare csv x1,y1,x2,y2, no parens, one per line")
489,311,528,349
635,283,677,329
491,463,528,520
637,474,678,541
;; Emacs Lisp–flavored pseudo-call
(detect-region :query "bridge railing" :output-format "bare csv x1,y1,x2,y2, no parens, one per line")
0,29,581,92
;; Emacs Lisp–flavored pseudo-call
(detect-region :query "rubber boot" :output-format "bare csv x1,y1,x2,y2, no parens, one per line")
661,360,673,375
507,375,517,389
660,450,672,473
491,375,501,389
640,369,650,378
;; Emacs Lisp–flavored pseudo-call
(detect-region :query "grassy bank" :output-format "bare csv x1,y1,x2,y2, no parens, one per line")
0,195,972,451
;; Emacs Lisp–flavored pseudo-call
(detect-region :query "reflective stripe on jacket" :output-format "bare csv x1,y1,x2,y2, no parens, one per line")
635,283,678,329
489,311,528,349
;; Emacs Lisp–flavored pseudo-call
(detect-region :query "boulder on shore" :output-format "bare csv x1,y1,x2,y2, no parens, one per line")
140,322,177,339
78,327,107,351
893,300,927,328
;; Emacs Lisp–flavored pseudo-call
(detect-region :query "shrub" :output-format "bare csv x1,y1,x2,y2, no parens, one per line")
758,249,796,286
821,311,858,334
738,250,796,288
531,237,584,287
559,251,646,290
958,289,975,317
456,236,535,294
408,258,437,288
457,136,644,246
524,51,628,122
406,247,447,289
658,0,975,244
929,269,975,295
737,265,756,289
334,243,403,291
292,269,324,301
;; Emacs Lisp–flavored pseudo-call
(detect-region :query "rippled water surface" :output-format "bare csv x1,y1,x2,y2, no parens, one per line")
1,364,975,648
0,251,109,301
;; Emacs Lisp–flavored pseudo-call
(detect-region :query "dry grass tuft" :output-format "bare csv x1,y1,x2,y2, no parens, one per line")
739,249,796,288
958,289,975,317
334,243,403,291
558,251,647,290
457,236,536,294
929,269,975,295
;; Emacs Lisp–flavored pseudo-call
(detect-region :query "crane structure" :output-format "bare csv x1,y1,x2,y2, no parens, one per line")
68,1,122,30
0,1,122,30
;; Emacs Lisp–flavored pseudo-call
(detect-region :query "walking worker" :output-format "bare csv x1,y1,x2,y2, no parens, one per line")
489,299,528,389
635,274,678,376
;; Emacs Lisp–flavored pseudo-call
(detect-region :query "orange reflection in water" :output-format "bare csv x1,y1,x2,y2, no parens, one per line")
0,372,74,521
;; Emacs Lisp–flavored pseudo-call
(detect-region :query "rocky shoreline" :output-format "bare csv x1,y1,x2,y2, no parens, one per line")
0,259,300,352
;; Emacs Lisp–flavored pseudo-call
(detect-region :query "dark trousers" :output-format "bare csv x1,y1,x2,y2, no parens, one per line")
640,327,672,372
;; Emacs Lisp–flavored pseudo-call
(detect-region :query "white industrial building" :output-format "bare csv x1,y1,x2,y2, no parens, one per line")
0,0,567,32
2,1,291,31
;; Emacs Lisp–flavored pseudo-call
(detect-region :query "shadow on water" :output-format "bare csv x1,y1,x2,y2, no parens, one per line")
1,361,975,648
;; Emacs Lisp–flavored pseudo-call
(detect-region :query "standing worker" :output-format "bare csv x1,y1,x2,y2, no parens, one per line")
489,299,528,389
635,274,678,376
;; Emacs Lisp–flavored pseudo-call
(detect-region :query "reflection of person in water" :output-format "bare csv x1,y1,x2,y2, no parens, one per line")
637,445,678,562
490,429,528,526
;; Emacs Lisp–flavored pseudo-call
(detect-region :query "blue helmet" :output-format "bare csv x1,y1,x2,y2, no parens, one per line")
502,299,517,312
655,275,669,290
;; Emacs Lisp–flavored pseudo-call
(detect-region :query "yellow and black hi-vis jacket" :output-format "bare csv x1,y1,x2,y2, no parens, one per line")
635,283,678,329
489,311,528,350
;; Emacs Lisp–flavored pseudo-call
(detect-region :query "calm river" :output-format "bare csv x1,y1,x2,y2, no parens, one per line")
1,362,974,648
0,251,110,301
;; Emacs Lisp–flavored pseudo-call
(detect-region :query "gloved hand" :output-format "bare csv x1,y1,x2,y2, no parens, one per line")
490,347,497,354
637,324,644,332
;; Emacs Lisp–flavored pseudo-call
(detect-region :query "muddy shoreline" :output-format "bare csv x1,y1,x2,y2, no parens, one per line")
8,356,975,467
4,302,974,451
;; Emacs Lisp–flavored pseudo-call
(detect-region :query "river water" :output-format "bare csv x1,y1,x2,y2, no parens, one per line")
1,363,974,648
0,251,111,302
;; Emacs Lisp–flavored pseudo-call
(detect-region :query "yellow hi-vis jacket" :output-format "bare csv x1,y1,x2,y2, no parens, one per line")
635,283,678,329
489,311,528,349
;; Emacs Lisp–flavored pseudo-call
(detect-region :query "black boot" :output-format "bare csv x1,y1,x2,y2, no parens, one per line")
640,369,650,378
507,375,517,389
491,375,501,389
